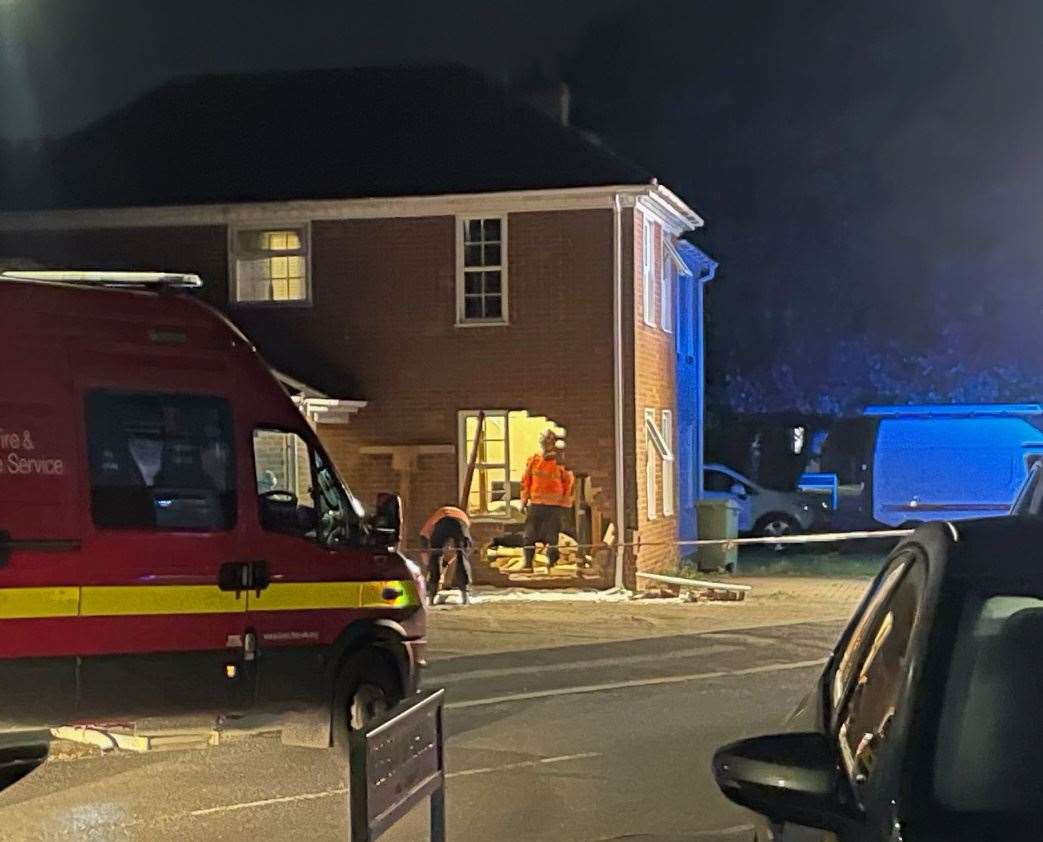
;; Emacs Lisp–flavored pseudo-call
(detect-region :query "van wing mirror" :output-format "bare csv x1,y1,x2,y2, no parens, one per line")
730,483,748,499
712,732,859,833
372,493,402,547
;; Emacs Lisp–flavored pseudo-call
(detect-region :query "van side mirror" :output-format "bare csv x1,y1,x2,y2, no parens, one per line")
730,483,748,500
372,492,402,547
712,733,859,833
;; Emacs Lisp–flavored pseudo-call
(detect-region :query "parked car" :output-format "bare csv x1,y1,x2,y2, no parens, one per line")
712,517,1043,841
704,464,826,538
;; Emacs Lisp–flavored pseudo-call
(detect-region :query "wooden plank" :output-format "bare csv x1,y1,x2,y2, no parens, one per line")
635,571,751,592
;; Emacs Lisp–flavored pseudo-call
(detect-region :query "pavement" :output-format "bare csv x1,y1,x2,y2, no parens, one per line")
0,576,868,841
427,576,869,657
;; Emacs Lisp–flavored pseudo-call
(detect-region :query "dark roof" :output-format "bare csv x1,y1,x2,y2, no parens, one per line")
0,65,651,212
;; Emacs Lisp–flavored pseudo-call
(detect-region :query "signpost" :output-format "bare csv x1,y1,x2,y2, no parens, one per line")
349,689,446,842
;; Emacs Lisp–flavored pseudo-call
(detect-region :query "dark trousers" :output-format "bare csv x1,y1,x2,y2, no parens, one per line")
523,504,563,566
424,517,472,596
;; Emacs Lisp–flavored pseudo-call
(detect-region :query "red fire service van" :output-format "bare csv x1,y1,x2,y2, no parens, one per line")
0,270,426,788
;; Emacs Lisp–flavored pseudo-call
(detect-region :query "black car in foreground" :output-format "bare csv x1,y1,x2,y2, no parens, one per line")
713,517,1043,841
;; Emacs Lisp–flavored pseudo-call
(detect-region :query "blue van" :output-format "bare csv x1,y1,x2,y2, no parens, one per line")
820,404,1043,529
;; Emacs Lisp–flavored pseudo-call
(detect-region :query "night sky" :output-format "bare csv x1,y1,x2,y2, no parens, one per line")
4,0,1043,414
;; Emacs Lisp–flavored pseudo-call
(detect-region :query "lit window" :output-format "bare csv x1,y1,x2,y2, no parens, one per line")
662,410,675,516
458,410,564,518
457,216,507,324
231,225,309,303
642,217,655,327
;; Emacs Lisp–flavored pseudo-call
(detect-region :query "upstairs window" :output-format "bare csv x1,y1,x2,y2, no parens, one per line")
661,233,674,333
457,216,507,324
231,224,310,303
642,217,655,327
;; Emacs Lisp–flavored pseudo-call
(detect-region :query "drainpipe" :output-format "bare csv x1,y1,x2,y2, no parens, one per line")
612,194,626,589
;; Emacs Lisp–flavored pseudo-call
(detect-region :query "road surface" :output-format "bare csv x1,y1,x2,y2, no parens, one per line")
0,618,844,841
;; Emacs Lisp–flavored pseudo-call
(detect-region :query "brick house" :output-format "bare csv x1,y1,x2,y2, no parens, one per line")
0,66,705,589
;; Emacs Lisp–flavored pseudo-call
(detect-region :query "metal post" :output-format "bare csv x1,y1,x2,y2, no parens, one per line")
430,787,446,842
348,689,447,842
348,727,370,842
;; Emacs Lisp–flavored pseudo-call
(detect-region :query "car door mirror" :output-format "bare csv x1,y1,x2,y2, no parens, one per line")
371,492,402,547
730,483,748,500
712,732,860,833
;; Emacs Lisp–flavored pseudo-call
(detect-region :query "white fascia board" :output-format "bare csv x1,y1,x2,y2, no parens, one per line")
664,239,693,276
0,183,702,233
0,184,659,232
652,183,704,229
636,190,703,238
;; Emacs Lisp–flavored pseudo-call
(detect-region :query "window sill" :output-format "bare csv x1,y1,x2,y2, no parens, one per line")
231,299,313,309
469,514,525,524
455,319,510,329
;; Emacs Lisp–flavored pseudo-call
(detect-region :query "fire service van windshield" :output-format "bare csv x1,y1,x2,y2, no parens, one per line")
0,271,426,790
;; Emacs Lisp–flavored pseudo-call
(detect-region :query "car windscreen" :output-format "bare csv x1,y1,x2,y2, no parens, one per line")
932,593,1043,814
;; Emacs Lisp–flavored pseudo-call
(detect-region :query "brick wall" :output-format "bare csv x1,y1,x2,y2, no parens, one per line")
631,210,679,579
306,211,618,579
0,210,619,584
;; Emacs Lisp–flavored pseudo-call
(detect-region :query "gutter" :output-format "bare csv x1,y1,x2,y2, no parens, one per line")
612,193,626,589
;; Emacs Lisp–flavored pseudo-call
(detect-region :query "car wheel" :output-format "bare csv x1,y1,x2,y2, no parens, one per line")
753,513,801,551
332,648,402,747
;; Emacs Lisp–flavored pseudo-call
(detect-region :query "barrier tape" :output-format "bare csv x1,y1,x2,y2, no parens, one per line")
400,528,915,557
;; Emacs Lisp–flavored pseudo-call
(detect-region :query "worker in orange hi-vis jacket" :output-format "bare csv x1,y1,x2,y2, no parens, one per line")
520,429,575,571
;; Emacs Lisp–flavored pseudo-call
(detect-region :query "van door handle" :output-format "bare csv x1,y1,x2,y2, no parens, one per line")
219,561,270,593
218,562,250,593
250,561,270,593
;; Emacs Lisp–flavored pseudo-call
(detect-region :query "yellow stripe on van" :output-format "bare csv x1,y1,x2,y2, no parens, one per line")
249,582,363,611
79,585,245,616
0,580,420,619
0,586,79,620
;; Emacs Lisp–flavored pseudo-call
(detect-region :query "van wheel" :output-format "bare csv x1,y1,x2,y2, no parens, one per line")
753,513,800,551
332,648,402,747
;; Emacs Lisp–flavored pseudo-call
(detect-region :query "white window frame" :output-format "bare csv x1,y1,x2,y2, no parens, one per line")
642,216,656,327
645,408,675,522
685,272,696,358
660,232,674,334
457,409,513,520
645,408,658,520
456,215,509,326
229,222,312,306
661,409,675,516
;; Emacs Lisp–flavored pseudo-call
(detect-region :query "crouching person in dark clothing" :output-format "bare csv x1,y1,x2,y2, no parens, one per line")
419,505,473,605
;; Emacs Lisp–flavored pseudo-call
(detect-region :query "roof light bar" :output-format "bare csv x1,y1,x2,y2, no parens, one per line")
1,270,202,289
